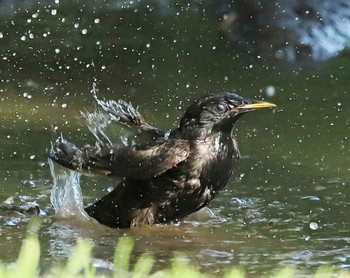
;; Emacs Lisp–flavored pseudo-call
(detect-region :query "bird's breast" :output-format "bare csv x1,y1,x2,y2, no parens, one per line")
189,135,239,193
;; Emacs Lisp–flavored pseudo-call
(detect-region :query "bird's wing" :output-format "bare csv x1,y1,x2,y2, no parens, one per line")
94,97,166,141
49,138,190,179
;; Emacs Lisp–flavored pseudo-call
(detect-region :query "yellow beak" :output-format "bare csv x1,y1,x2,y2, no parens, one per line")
240,102,277,110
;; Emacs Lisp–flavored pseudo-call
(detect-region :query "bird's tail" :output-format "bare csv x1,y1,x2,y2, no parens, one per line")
49,137,113,176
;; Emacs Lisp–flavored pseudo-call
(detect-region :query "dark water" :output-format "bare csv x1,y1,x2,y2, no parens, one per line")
0,2,349,276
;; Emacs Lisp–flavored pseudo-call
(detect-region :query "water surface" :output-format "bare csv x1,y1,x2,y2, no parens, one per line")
0,3,349,276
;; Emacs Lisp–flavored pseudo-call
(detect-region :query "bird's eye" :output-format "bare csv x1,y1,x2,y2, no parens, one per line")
216,104,227,112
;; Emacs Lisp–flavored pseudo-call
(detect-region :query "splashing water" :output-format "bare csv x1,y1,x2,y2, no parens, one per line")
49,83,136,220
79,83,114,146
49,158,90,221
82,82,143,147
80,108,114,146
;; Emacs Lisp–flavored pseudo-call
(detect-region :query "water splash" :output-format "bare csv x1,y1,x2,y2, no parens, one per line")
80,82,137,147
49,158,90,221
80,109,114,146
49,83,135,220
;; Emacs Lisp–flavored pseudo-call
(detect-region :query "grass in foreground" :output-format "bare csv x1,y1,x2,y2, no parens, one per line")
0,219,349,278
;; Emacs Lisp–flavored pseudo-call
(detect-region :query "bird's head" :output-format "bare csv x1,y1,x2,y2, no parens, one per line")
177,92,276,139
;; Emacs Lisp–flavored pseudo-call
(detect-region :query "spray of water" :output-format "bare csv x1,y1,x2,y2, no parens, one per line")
80,83,139,148
49,83,133,220
49,151,90,221
80,109,114,146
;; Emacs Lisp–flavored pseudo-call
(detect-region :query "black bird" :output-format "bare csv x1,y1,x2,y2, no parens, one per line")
49,92,276,228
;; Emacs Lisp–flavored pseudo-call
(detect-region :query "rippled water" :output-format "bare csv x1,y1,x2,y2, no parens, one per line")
0,3,349,276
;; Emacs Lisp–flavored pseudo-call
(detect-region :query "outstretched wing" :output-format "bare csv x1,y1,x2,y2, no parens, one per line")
94,97,166,141
49,138,190,179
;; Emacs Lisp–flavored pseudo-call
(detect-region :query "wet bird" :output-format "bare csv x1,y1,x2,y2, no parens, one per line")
49,92,276,228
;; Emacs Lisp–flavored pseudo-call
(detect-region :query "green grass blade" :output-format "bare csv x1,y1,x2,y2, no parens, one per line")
0,265,5,278
272,267,295,278
9,217,42,278
224,267,245,278
59,239,94,278
338,271,350,278
169,256,205,278
131,254,154,278
313,266,334,278
114,237,134,278
15,235,40,278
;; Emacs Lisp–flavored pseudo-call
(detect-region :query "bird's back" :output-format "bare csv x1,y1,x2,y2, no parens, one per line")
86,132,239,228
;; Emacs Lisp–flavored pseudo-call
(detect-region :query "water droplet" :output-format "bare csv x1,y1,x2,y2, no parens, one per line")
4,196,14,205
265,85,276,97
309,222,318,230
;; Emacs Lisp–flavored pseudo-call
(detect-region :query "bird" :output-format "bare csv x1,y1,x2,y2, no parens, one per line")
49,92,276,228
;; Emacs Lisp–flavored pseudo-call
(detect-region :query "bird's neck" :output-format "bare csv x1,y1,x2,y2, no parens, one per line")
171,124,233,141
